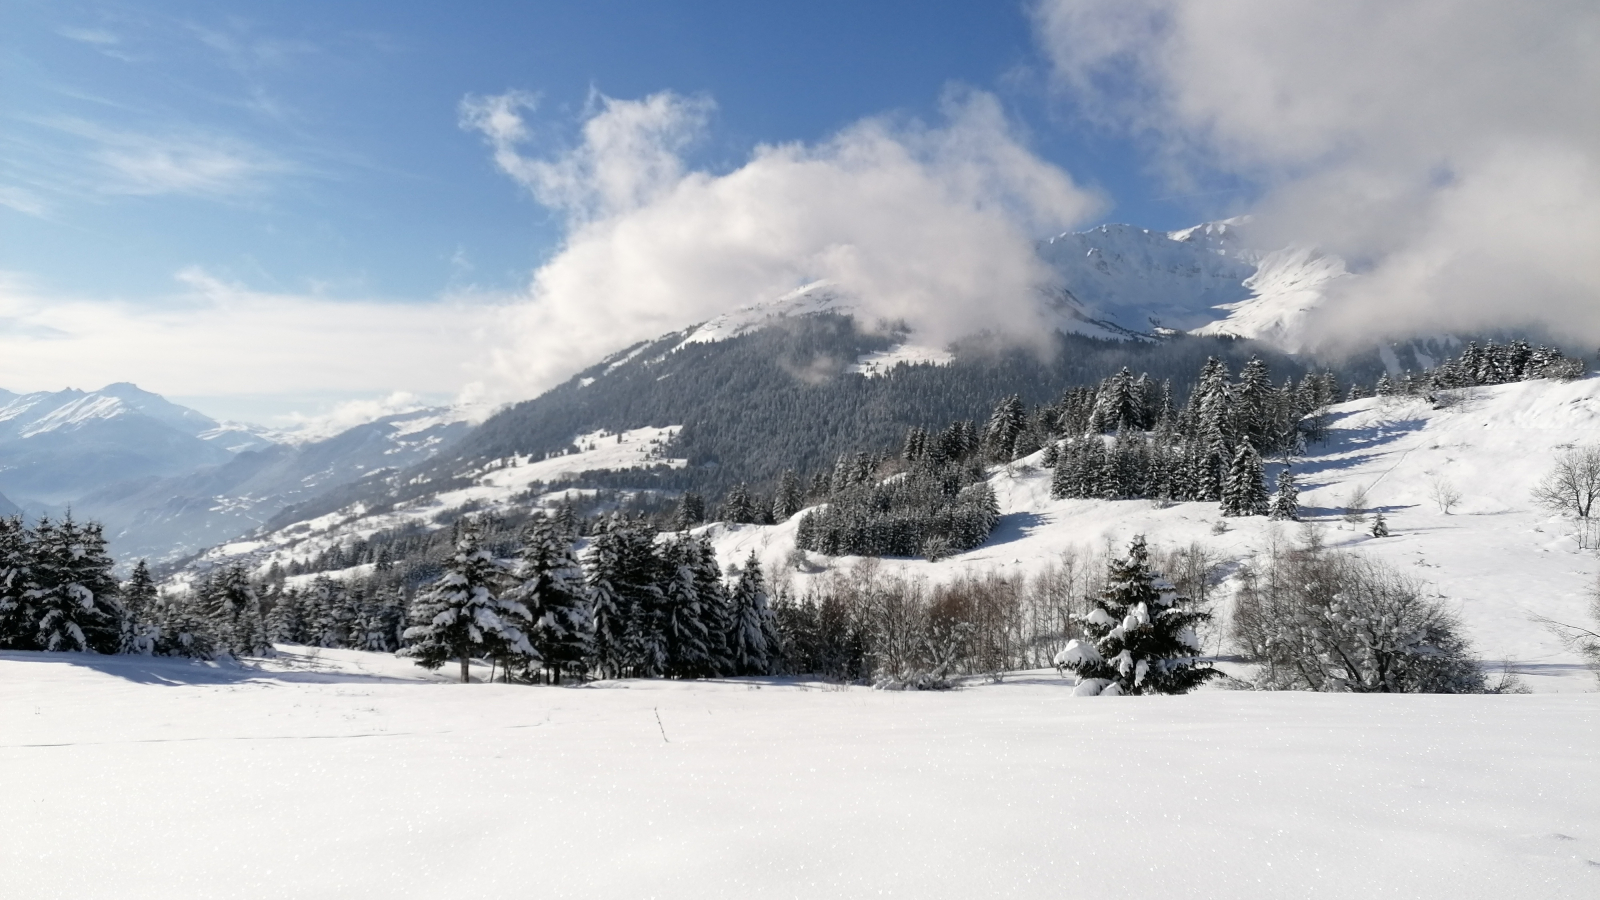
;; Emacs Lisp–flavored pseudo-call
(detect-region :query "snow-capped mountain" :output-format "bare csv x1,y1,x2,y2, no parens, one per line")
83,405,477,562
0,384,241,507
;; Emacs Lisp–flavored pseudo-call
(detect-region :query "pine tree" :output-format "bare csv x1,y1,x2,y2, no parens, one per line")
1371,512,1390,537
1269,466,1301,521
726,551,777,675
201,563,267,656
509,516,590,682
1221,444,1269,517
1053,536,1216,695
0,516,33,649
673,492,705,530
658,533,713,677
402,520,534,683
27,516,124,653
985,394,1026,461
772,470,804,521
1040,440,1060,469
120,560,161,655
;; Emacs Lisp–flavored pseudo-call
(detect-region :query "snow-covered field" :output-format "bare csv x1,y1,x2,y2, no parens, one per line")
712,377,1600,691
2,647,1595,898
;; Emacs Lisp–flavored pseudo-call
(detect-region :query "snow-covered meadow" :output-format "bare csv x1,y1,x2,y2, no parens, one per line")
3,647,1596,899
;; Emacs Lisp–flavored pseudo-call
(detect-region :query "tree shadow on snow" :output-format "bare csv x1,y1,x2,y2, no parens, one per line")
984,511,1046,547
0,648,442,687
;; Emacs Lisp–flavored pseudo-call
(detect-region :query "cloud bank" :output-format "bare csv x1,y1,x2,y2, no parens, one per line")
1033,0,1600,350
0,269,497,415
463,88,1103,401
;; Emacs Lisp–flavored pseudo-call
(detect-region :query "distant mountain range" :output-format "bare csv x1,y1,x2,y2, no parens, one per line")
0,384,475,562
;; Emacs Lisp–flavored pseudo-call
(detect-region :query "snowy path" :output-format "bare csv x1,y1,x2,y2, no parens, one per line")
3,650,1597,898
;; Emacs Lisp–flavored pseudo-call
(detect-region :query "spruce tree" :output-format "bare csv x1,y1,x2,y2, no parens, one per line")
120,560,161,655
0,516,33,649
1053,536,1216,695
1371,512,1390,537
1221,444,1269,517
773,470,804,521
726,551,777,675
985,395,1026,461
658,533,713,677
201,563,267,657
1269,466,1301,521
27,516,124,653
402,520,535,683
509,516,590,682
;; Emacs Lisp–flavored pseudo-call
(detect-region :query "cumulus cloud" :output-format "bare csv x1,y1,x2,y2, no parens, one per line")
462,87,1103,401
1033,0,1600,349
0,269,501,407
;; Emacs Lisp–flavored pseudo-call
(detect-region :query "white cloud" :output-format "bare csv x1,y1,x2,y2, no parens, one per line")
0,269,504,407
1032,0,1600,349
463,87,1104,403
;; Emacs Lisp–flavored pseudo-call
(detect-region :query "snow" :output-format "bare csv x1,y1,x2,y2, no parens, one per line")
847,342,956,377
3,647,1595,897
707,377,1600,692
187,426,686,579
674,281,847,349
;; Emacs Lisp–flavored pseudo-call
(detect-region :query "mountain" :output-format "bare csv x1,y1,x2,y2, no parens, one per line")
82,406,476,562
0,383,239,507
165,219,1411,569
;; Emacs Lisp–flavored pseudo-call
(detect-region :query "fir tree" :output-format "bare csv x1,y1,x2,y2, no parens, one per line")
1371,512,1390,537
0,516,33,649
726,551,778,675
27,516,124,653
658,533,714,677
120,560,161,655
509,516,590,682
201,563,267,656
1269,466,1301,521
673,492,705,530
985,394,1026,461
402,520,535,683
1221,444,1269,517
1053,536,1216,695
772,470,804,521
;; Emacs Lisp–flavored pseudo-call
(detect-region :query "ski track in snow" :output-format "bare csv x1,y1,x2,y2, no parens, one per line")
2,647,1597,898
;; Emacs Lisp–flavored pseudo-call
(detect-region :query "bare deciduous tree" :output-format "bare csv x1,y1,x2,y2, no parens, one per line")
1428,475,1462,514
1531,445,1600,519
1342,483,1370,524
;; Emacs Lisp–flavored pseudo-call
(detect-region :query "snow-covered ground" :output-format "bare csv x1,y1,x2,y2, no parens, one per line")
2,647,1595,898
191,425,684,580
847,342,955,376
710,377,1600,691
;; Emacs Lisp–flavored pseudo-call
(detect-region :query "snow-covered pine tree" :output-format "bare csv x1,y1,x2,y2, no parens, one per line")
1371,512,1390,537
1040,440,1060,469
0,516,33,649
773,470,804,521
402,520,535,683
726,551,778,675
673,492,705,530
266,586,307,644
1221,444,1269,517
201,563,267,656
657,533,713,677
27,516,124,653
120,559,161,655
1053,536,1216,695
985,394,1026,462
509,516,590,682
1269,465,1301,521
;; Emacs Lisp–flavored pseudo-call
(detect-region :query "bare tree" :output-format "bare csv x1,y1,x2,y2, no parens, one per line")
1531,445,1600,519
1342,483,1370,524
1529,574,1600,685
1428,475,1462,514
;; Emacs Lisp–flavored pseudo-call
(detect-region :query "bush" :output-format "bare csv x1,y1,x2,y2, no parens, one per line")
1231,536,1488,693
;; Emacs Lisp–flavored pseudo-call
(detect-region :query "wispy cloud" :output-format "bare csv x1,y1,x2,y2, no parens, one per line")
462,86,1104,403
16,117,293,201
56,26,121,46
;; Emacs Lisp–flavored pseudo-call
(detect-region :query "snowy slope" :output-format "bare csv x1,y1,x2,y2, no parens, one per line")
187,424,685,576
80,405,478,562
704,376,1600,692
2,648,1596,898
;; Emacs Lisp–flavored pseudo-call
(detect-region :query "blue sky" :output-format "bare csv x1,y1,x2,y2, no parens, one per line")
2,1,1593,427
4,1,1201,306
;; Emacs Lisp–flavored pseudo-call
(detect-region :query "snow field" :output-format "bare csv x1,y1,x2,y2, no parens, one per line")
2,649,1596,899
